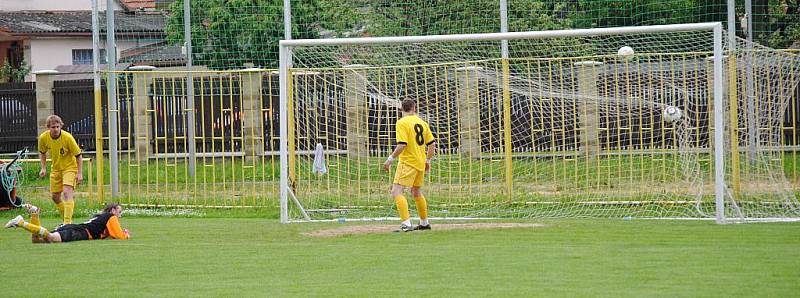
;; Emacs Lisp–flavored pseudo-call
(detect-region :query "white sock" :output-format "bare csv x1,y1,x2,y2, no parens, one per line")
401,219,412,227
420,219,429,226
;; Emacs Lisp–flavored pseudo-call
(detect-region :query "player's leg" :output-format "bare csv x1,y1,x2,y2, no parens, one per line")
60,171,77,224
5,215,50,238
4,215,22,229
44,231,63,243
48,226,86,243
22,204,41,225
410,190,430,229
410,169,430,230
50,170,65,221
52,192,65,217
32,237,49,243
392,163,415,231
22,204,45,242
61,188,75,224
392,184,410,226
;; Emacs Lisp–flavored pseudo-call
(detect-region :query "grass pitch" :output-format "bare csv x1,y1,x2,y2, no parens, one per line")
0,214,798,297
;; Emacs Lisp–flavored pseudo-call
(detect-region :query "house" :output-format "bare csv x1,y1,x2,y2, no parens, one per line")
0,0,180,82
0,0,122,12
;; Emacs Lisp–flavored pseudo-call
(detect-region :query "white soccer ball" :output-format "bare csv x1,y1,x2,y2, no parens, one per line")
617,46,635,57
663,106,683,123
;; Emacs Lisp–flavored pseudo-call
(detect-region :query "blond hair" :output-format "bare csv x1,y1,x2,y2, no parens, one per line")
45,115,63,128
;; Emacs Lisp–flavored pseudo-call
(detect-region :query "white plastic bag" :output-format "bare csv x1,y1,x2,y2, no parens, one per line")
312,143,327,175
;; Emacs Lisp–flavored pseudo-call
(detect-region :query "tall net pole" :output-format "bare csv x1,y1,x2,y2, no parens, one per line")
106,0,119,196
184,0,196,176
713,24,726,223
744,0,758,163
726,0,741,198
92,0,105,204
500,0,509,59
280,0,293,223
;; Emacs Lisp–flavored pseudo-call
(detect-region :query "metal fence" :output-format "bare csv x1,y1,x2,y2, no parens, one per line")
0,82,36,153
52,79,134,151
149,76,243,154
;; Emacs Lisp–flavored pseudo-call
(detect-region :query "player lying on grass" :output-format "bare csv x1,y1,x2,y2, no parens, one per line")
5,202,130,243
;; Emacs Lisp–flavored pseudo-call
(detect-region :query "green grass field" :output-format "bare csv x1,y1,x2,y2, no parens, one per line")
1,213,798,297
2,151,799,296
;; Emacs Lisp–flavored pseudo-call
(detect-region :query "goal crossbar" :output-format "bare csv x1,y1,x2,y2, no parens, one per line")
280,23,721,47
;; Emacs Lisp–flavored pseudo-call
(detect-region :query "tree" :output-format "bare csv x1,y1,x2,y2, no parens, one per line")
362,0,574,37
761,0,800,48
570,0,699,29
345,0,582,63
164,0,799,70
165,0,343,69
0,60,31,83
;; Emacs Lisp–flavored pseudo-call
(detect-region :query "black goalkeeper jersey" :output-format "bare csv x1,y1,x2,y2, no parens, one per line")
80,212,114,239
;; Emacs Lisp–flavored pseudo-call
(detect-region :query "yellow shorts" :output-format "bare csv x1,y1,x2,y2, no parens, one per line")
50,170,77,193
393,162,425,187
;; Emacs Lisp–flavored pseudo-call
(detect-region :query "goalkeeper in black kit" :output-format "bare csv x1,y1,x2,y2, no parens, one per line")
5,202,130,243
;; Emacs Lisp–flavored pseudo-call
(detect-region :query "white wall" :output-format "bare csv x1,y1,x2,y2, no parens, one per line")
26,38,140,81
0,0,121,11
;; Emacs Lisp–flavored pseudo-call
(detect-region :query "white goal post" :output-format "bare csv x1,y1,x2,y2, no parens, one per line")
278,22,800,223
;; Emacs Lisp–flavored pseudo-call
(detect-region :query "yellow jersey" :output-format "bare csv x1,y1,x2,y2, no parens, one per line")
38,130,81,172
395,114,435,171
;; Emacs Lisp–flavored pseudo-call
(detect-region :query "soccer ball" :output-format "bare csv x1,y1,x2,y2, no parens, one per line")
617,46,635,57
663,106,683,123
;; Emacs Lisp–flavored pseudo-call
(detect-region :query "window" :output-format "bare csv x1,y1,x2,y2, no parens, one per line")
72,49,106,65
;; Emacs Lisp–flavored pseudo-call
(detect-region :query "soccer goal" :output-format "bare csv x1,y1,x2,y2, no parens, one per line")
278,23,800,223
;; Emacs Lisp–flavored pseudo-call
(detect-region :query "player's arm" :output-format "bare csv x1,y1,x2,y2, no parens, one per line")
383,143,407,172
68,135,83,184
37,137,47,177
75,154,83,184
38,152,47,177
425,142,436,160
104,216,129,240
384,121,409,172
424,125,436,172
425,141,436,171
424,125,436,160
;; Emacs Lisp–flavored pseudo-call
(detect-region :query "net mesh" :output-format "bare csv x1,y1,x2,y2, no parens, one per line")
282,28,800,221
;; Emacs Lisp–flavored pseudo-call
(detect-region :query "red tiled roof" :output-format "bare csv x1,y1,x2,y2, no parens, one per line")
0,11,165,34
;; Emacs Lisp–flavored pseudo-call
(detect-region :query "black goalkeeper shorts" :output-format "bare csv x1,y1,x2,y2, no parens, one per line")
55,225,90,242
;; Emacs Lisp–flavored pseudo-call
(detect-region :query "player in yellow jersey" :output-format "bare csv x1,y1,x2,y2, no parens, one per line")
37,115,83,225
383,99,436,232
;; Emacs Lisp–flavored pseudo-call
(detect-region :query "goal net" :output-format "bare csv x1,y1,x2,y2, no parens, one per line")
278,23,800,223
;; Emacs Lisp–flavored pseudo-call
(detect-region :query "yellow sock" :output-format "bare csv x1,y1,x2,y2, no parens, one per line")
21,221,49,237
63,200,74,224
30,212,40,226
394,195,410,221
29,213,44,241
55,201,65,218
414,195,428,220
